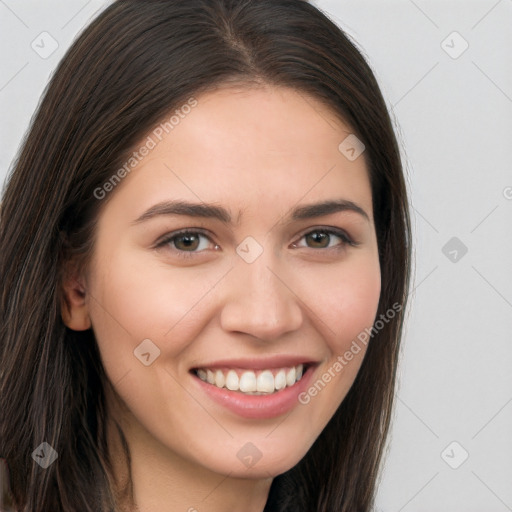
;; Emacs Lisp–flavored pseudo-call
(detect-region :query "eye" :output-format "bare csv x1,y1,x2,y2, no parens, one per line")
292,228,357,250
155,229,218,257
154,226,357,259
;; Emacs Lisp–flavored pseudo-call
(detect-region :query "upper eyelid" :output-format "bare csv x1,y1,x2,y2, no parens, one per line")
155,227,212,244
294,225,354,242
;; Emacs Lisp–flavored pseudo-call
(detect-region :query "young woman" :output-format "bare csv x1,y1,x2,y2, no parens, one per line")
0,0,411,510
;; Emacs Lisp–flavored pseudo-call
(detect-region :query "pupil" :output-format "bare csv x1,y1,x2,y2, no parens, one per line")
308,232,328,248
177,234,198,250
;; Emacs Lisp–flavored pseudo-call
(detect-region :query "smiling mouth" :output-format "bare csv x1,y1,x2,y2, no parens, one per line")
192,364,307,395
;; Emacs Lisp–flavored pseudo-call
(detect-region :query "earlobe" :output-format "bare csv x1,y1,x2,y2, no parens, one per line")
61,276,92,331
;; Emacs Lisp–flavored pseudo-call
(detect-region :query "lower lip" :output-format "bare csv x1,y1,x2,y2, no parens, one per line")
191,366,316,419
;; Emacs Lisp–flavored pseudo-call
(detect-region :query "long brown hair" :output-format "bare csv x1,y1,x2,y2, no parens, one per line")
0,1,411,510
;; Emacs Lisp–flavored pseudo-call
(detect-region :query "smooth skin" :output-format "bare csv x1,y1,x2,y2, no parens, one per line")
62,84,381,512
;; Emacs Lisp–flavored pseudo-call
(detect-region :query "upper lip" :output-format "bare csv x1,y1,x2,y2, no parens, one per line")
191,355,320,371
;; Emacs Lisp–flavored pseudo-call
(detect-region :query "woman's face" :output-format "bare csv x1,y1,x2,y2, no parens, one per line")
74,85,381,478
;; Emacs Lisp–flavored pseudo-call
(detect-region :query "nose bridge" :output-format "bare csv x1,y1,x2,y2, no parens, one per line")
219,246,303,340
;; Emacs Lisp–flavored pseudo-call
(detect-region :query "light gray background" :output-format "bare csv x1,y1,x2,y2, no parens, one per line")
1,1,511,510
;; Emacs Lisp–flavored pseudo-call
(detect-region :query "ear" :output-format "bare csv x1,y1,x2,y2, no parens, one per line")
61,271,92,331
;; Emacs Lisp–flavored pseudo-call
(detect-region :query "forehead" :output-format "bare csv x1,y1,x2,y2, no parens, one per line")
104,84,373,224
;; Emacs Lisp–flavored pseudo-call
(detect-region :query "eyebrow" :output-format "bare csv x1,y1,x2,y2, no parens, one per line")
132,198,370,225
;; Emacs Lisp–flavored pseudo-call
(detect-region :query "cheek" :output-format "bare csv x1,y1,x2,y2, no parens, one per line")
86,250,227,379
298,254,381,350
291,258,380,437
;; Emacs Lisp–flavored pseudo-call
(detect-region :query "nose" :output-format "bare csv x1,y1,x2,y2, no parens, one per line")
219,251,304,341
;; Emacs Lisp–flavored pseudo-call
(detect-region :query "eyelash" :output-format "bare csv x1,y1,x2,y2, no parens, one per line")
155,227,358,259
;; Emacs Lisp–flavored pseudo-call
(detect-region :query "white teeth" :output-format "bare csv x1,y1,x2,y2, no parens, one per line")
195,364,307,394
257,370,275,393
215,370,225,388
225,370,239,391
274,369,286,390
286,367,296,387
239,371,257,392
